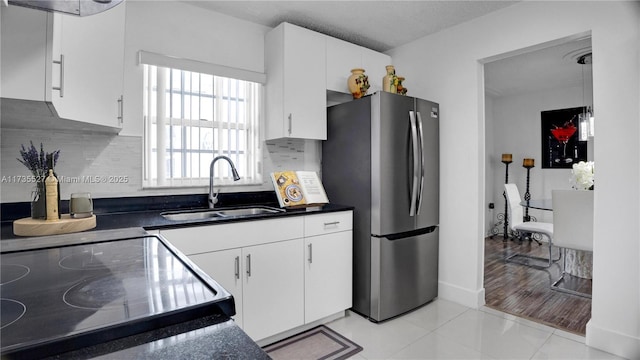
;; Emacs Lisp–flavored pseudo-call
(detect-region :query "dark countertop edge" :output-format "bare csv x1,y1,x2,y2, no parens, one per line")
1,203,354,241
45,317,270,360
0,191,279,221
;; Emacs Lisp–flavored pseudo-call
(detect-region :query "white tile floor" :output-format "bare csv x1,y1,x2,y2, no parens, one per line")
325,299,626,360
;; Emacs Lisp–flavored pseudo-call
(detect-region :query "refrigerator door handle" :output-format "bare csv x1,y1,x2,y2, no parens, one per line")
416,111,426,215
409,111,420,217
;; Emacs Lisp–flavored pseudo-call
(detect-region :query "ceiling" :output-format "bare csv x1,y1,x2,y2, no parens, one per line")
185,1,518,53
485,37,593,97
182,0,591,96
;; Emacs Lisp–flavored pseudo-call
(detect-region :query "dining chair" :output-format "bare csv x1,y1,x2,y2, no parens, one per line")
551,190,594,298
504,183,557,268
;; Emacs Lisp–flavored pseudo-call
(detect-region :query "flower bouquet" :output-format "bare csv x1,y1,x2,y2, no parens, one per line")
571,161,594,190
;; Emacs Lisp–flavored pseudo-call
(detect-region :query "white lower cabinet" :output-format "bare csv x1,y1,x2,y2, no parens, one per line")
159,211,352,341
188,240,304,341
304,232,352,323
304,212,353,323
242,239,304,340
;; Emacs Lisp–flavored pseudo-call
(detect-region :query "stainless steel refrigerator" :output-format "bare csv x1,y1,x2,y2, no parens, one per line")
322,91,439,322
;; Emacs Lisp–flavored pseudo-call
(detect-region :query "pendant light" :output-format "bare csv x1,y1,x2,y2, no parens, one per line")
578,53,594,141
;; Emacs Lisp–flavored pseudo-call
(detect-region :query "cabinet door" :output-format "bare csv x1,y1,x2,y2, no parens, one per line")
266,22,326,140
189,249,244,329
51,4,125,128
0,6,51,101
242,239,304,340
326,37,362,93
283,24,326,140
304,231,353,323
361,48,391,93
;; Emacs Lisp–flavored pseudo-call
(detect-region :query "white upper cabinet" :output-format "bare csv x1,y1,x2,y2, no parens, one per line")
326,36,391,94
0,4,125,130
326,37,362,93
0,6,51,101
265,22,327,140
51,4,126,129
361,47,392,93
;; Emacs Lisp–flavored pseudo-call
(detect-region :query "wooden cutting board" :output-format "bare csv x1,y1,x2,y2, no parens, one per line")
13,214,96,237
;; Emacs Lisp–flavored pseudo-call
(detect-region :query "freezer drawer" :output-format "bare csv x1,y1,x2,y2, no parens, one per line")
370,227,438,322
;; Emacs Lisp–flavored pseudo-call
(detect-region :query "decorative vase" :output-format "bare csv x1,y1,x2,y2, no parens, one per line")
347,68,370,99
382,65,397,93
396,76,407,95
31,180,46,219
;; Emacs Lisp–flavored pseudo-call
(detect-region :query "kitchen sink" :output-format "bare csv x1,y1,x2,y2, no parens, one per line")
216,207,283,217
161,210,224,221
161,206,284,221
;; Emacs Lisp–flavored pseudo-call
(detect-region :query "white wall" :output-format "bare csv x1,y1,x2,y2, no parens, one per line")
388,2,640,358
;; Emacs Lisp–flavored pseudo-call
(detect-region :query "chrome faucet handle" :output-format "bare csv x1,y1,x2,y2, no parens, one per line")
209,189,220,207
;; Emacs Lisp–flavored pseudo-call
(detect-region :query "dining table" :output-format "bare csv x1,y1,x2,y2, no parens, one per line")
520,199,552,211
520,198,592,279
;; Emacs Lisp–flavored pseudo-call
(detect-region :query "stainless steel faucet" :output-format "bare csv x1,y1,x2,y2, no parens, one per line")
209,155,240,209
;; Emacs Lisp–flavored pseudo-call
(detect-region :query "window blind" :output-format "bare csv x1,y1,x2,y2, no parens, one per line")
142,59,263,188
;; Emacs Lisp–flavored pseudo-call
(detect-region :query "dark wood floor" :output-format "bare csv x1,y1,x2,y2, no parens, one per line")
484,235,592,335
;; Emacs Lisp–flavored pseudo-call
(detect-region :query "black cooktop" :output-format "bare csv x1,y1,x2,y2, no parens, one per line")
0,235,234,359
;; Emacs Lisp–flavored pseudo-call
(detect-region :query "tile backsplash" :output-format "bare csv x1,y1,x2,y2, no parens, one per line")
2,129,142,202
2,128,322,203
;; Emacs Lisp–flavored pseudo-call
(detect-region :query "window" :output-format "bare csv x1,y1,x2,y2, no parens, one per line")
142,56,263,188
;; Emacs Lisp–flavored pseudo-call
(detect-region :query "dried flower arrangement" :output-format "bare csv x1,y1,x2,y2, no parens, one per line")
17,141,61,178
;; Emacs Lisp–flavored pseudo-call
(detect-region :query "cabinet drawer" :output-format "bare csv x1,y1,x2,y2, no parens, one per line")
304,211,352,237
161,217,304,255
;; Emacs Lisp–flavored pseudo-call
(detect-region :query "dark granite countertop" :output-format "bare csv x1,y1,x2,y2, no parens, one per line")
1,191,354,240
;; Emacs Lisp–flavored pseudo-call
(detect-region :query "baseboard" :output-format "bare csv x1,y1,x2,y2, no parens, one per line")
586,320,640,359
256,311,347,347
438,281,485,309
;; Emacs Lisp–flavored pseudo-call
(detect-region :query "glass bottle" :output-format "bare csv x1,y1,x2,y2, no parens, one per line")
46,154,61,219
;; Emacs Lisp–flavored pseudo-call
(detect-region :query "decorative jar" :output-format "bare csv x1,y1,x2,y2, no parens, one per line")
382,65,397,93
347,68,370,99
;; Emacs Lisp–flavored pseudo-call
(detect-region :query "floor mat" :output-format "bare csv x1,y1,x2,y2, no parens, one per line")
262,325,362,360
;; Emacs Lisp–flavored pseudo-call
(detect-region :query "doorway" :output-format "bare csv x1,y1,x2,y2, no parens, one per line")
482,36,594,335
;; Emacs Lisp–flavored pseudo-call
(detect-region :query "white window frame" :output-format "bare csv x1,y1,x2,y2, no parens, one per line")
139,51,266,188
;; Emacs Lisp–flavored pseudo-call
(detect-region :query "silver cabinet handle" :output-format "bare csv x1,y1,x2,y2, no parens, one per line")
308,243,313,263
288,113,292,135
246,254,251,277
117,95,124,125
324,221,340,229
234,256,240,279
53,54,64,97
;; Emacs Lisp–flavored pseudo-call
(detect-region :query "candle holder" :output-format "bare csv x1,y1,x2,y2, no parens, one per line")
490,154,513,240
501,155,513,240
522,158,535,221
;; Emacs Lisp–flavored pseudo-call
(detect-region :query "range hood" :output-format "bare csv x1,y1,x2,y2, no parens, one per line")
7,0,124,16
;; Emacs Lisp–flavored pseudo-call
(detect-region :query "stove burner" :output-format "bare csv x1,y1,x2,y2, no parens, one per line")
59,244,144,271
63,269,157,310
1,299,26,329
0,264,30,286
